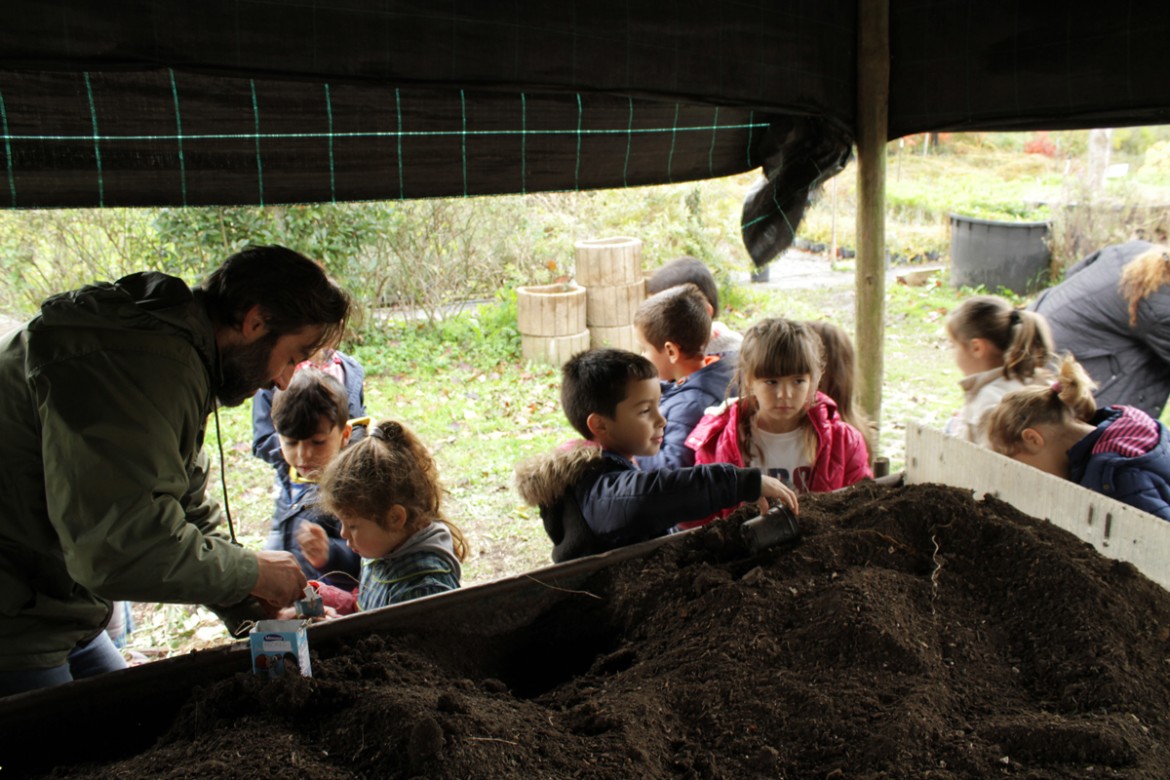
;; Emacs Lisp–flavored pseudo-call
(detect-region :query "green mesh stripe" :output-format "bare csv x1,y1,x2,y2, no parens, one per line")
394,87,404,199
460,89,468,197
623,96,633,187
667,103,680,183
168,68,188,206
520,92,527,195
746,110,755,168
83,73,104,207
249,79,264,206
708,106,720,176
0,87,14,207
574,93,583,190
325,83,336,203
1,121,765,143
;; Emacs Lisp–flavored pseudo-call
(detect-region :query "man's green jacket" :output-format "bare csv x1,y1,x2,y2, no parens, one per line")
0,272,258,671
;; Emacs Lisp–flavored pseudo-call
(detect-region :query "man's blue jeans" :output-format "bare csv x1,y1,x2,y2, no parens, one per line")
0,631,128,697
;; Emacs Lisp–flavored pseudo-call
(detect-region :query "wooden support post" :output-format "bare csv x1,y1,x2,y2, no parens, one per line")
856,0,890,444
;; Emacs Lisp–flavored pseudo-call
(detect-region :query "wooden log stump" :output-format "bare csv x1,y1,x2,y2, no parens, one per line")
589,324,638,351
586,280,645,328
521,330,591,366
575,237,642,286
516,283,586,337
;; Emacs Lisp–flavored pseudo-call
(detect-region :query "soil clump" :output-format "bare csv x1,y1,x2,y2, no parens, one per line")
40,483,1170,779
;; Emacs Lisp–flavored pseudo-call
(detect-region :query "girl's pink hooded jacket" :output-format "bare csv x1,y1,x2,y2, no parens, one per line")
685,391,872,492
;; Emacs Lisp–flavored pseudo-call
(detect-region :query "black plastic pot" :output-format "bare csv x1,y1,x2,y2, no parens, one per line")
949,214,1051,294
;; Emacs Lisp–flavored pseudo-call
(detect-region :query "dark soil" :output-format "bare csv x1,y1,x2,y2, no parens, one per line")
43,483,1170,779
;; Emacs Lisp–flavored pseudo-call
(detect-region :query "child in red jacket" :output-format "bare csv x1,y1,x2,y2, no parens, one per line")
685,317,871,528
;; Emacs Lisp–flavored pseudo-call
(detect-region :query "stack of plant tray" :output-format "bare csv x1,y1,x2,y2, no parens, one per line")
575,236,644,352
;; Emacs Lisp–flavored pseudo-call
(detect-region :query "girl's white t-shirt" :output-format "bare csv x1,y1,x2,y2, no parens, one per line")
751,421,814,493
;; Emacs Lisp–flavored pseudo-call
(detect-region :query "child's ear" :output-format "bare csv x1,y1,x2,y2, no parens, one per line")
341,422,353,447
1020,427,1046,453
968,337,992,359
664,341,681,364
384,504,408,531
585,412,609,439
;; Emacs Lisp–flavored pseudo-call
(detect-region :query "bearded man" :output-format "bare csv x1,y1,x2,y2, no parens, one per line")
0,245,350,695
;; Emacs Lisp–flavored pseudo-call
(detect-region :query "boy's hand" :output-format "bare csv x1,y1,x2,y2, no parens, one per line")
759,475,799,515
296,522,329,569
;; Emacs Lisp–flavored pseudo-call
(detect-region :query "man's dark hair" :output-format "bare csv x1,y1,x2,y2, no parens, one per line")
633,283,711,357
560,348,657,439
198,245,351,353
271,368,350,440
645,256,720,319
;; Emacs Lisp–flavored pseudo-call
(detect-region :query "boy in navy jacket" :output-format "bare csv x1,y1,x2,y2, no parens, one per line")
514,348,792,562
633,283,736,471
266,368,368,587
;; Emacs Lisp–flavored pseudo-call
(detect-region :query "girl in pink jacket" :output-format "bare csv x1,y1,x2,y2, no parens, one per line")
684,318,871,527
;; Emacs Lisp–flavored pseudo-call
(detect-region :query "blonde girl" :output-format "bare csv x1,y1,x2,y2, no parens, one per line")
686,317,871,500
985,355,1170,520
944,295,1054,446
317,419,468,611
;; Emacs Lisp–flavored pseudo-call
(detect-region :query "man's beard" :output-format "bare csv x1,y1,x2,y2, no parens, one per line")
217,332,279,406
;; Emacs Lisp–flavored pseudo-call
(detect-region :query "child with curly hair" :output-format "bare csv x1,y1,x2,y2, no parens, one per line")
307,419,468,614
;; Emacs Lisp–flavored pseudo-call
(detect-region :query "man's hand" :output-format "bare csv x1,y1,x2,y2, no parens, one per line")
295,522,329,570
759,475,800,516
251,550,308,609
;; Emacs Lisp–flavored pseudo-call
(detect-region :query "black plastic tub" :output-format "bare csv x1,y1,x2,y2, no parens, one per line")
949,213,1051,294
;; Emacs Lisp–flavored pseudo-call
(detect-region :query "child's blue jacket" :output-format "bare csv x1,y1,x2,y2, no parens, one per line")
515,442,761,562
1068,406,1170,521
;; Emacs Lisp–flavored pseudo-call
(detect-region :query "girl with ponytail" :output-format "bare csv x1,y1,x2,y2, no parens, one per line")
986,355,1170,520
944,295,1055,446
310,419,468,613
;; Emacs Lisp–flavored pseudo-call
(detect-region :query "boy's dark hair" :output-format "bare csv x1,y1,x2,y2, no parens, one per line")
633,283,711,357
645,256,720,319
560,348,658,439
198,245,351,354
271,368,349,440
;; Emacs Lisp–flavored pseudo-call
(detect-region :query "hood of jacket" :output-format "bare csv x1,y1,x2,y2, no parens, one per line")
514,440,606,508
31,272,218,380
390,521,459,563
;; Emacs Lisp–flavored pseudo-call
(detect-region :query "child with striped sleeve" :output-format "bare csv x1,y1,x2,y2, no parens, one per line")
986,355,1170,520
304,419,468,615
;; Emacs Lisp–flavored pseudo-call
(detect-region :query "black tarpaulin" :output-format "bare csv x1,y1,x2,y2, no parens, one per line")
4,1,1170,265
889,1,1170,137
0,71,780,208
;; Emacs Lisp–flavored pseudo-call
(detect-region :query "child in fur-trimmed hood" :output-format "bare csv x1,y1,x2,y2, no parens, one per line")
514,348,795,563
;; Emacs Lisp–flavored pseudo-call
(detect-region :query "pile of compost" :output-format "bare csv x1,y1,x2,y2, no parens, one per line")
44,483,1170,779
